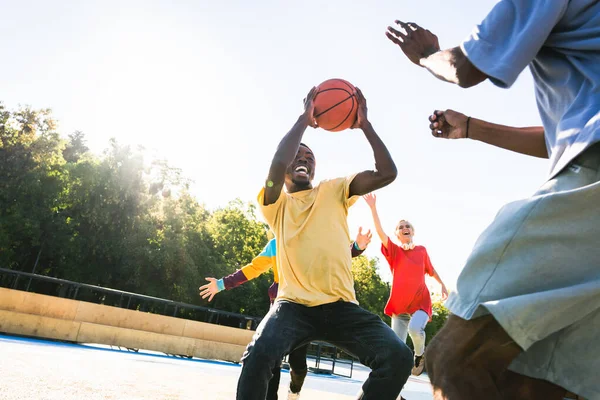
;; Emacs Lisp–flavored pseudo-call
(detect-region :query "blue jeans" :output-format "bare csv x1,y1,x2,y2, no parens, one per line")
237,300,413,400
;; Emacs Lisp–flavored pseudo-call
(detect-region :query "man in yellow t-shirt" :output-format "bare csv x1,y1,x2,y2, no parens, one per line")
236,87,413,400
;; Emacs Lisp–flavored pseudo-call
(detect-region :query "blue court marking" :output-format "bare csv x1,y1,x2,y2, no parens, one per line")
0,333,239,368
0,333,365,383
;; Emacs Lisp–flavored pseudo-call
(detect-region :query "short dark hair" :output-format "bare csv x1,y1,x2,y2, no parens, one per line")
299,143,313,153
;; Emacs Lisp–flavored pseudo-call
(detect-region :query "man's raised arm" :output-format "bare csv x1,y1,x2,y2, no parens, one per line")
429,109,547,158
348,89,398,197
263,88,318,205
386,21,487,88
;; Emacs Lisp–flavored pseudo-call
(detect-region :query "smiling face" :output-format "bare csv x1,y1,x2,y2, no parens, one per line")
285,144,316,192
395,220,414,244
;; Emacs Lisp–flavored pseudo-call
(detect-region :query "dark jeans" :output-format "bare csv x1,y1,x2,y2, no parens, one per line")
266,343,308,400
237,300,413,400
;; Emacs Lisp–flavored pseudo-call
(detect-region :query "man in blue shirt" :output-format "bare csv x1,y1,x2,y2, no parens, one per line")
387,1,600,399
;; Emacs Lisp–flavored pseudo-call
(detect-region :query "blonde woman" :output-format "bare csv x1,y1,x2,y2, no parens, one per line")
364,193,448,376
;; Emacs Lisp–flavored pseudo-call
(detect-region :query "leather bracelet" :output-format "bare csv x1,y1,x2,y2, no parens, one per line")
466,116,471,139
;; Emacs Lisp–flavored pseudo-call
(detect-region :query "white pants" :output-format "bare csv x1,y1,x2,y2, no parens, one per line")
391,310,429,357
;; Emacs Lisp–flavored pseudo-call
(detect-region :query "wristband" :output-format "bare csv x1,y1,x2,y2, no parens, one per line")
466,116,471,139
353,241,363,251
216,279,225,292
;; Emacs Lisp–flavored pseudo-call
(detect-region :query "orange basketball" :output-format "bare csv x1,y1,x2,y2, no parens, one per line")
313,78,358,132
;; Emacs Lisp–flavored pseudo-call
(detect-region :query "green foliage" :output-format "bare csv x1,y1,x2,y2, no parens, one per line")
425,301,450,345
62,131,88,163
351,255,391,324
0,103,272,316
207,199,268,269
0,103,68,271
206,200,270,316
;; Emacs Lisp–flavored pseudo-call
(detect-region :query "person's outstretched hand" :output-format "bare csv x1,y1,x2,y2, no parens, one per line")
363,192,377,209
355,226,373,250
199,277,219,302
386,21,440,66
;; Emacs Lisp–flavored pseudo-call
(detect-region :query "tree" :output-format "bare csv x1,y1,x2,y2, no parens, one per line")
137,190,222,305
0,104,68,274
425,301,449,346
62,131,89,163
205,199,270,316
57,139,151,288
351,255,391,324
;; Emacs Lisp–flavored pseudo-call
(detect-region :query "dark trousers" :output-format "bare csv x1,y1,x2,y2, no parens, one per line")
237,300,413,400
265,344,309,400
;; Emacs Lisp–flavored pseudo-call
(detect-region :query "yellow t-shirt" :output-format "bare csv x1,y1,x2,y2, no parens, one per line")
257,176,359,307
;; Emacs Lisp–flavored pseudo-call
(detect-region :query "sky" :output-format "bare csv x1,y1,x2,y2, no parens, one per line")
0,0,549,291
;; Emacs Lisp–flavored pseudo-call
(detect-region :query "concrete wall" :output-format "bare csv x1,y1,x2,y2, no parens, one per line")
0,287,255,362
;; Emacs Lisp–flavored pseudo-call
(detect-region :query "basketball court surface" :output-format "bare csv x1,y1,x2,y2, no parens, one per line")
0,334,434,400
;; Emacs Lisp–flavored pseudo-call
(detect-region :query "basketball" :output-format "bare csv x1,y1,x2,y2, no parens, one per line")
313,79,358,132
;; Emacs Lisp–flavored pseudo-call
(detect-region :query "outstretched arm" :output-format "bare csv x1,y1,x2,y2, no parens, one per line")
199,246,275,302
263,88,318,205
428,109,547,158
420,47,487,88
348,89,398,197
363,193,390,248
386,21,487,88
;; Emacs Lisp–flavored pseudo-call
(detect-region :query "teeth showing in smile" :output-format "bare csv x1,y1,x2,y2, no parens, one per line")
295,166,308,174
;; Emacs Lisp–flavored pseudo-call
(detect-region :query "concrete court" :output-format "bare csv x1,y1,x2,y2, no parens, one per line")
0,334,434,400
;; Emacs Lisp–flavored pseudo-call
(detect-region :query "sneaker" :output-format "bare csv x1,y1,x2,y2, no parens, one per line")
287,389,301,400
411,354,425,376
